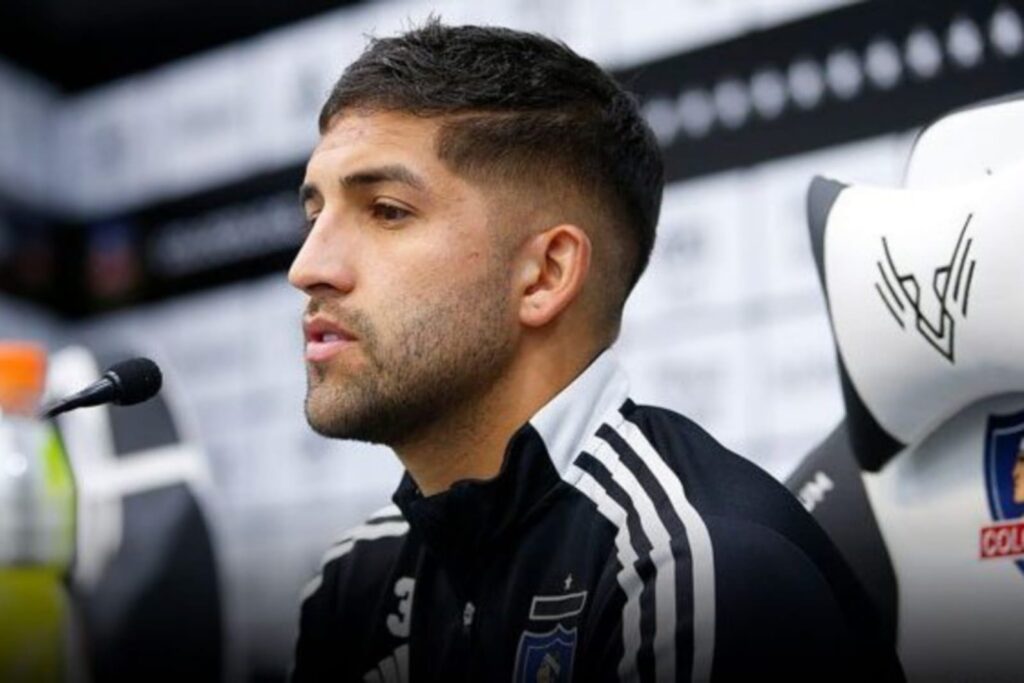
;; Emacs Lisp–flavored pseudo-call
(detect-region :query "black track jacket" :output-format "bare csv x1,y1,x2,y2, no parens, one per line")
292,351,904,682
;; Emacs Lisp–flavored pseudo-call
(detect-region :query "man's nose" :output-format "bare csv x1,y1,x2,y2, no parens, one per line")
288,215,356,295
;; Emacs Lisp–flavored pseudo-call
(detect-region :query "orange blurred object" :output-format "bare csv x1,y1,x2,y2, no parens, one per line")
0,342,47,416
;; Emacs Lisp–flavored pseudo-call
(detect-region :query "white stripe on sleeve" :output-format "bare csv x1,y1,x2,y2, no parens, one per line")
614,417,716,683
568,463,646,681
592,426,678,683
300,520,410,603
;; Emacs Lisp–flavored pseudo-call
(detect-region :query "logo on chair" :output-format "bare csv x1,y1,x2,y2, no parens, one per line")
874,213,976,363
980,409,1024,573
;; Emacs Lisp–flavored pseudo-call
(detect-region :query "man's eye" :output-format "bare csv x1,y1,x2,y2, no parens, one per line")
301,215,317,234
372,203,411,223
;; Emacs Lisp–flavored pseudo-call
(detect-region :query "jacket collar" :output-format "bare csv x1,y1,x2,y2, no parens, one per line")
529,348,630,481
392,349,629,590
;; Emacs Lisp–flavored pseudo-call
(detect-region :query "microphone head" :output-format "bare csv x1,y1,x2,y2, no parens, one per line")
104,357,163,406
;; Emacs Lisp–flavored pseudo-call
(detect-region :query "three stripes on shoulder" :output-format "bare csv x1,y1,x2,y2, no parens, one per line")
563,405,715,683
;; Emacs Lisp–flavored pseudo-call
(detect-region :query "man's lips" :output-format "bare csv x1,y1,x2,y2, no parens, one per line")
303,317,357,362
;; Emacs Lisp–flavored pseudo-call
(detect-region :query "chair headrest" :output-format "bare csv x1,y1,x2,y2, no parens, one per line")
906,94,1024,189
808,159,1024,469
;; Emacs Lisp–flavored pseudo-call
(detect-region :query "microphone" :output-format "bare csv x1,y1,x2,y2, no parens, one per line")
40,357,163,419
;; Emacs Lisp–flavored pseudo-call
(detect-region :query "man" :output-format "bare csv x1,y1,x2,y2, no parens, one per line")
289,20,903,682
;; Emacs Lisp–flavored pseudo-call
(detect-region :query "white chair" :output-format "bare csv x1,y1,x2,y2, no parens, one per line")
787,94,1024,682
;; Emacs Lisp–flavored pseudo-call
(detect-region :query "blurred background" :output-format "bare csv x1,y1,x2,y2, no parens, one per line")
1,0,1022,680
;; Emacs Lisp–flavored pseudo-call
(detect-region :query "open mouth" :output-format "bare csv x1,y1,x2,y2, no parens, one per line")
303,318,356,362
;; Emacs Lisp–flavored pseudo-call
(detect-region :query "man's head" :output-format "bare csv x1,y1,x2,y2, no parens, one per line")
289,20,663,447
318,20,662,298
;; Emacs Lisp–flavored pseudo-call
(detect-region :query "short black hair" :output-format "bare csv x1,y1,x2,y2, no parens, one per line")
319,19,663,314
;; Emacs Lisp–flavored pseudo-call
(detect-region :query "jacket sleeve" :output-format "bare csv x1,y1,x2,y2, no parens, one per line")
576,516,903,682
707,516,904,681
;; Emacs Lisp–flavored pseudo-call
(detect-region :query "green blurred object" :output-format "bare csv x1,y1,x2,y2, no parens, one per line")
0,414,76,682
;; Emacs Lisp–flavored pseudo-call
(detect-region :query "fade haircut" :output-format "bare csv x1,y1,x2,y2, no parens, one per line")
319,19,664,324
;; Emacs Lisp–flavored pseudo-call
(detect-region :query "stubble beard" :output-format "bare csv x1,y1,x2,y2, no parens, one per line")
303,269,516,448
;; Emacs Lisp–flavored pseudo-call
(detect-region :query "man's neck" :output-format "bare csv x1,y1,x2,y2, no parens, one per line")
394,342,600,496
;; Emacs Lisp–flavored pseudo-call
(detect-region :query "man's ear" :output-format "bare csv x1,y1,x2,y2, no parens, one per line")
516,224,591,328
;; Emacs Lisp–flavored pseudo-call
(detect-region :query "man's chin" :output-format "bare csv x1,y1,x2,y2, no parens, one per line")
304,396,385,444
307,413,358,441
306,398,353,438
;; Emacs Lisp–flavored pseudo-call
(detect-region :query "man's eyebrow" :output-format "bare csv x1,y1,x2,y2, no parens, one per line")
341,164,428,193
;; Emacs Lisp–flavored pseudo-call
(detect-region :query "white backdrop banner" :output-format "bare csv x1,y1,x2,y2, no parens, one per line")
0,0,849,218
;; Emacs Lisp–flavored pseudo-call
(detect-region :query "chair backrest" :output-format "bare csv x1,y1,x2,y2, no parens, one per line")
791,93,1024,681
